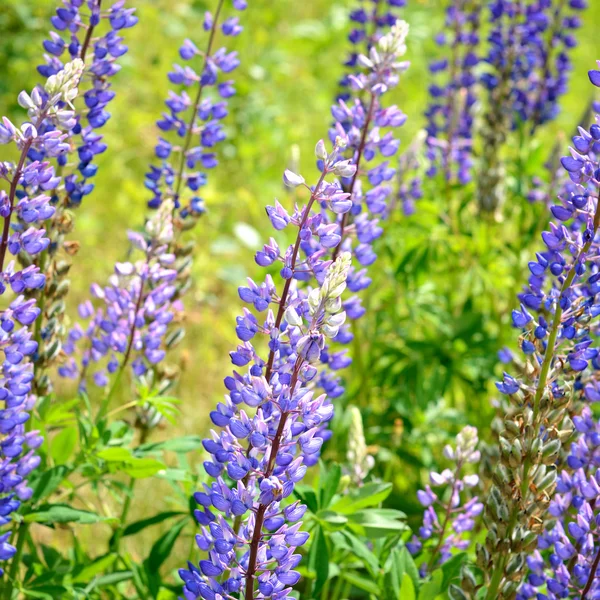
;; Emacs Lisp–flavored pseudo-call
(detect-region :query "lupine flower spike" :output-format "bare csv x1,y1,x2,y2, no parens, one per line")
478,62,600,600
179,135,355,596
424,0,481,185
0,60,84,575
407,426,482,578
61,0,247,405
20,1,137,395
477,0,586,213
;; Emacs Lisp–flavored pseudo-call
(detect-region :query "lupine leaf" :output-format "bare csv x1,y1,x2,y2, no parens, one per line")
330,482,393,514
342,571,380,595
122,457,165,479
136,435,203,455
307,525,329,596
400,573,417,600
341,531,379,578
319,462,342,509
418,570,443,600
440,552,468,589
146,516,188,571
25,504,117,525
123,511,187,537
72,554,118,583
30,465,69,504
49,427,77,465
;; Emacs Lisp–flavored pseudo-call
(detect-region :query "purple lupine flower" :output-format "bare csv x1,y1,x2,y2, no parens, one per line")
310,20,409,423
517,407,600,599
338,0,407,101
482,0,585,130
179,141,354,597
60,2,248,407
0,60,84,576
179,22,412,598
480,64,600,598
59,200,179,396
37,0,137,208
423,0,481,185
145,0,247,223
15,1,137,397
478,0,587,213
408,426,482,576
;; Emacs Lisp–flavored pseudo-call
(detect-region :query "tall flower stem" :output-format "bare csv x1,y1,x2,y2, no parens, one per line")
171,0,225,204
0,112,47,270
331,92,376,262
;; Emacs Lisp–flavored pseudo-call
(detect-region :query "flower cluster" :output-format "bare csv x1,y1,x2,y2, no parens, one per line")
424,0,480,185
316,19,410,409
517,406,600,599
407,426,482,576
338,0,406,100
179,133,355,596
38,0,137,208
478,65,600,599
477,0,587,213
0,59,84,575
145,0,246,223
19,1,137,395
61,2,248,403
58,199,179,397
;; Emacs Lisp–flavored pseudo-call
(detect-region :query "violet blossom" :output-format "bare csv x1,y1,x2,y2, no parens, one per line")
0,59,85,575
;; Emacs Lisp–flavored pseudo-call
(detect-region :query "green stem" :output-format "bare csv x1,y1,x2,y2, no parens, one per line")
3,523,29,600
111,427,149,559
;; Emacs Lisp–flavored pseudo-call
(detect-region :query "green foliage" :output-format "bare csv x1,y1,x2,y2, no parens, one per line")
0,0,599,598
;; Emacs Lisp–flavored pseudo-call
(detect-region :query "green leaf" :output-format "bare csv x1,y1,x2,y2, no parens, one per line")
398,547,420,590
50,427,77,465
137,435,203,455
440,552,468,590
86,571,133,590
400,573,416,600
72,554,118,583
342,531,379,578
307,525,329,596
30,465,69,504
123,511,186,537
347,508,407,538
146,516,188,572
319,462,341,509
25,504,117,525
418,570,443,600
294,485,319,513
330,482,393,514
22,586,67,599
96,447,133,462
342,571,380,595
122,457,165,479
317,510,348,529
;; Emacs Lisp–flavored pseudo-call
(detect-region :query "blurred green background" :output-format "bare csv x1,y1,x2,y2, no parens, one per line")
1,0,600,581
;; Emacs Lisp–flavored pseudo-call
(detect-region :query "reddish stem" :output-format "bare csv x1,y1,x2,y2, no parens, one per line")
0,112,48,272
80,0,103,62
331,92,376,261
244,358,303,599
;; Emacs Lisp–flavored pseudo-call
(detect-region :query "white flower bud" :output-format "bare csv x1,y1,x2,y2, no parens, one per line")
315,139,327,161
283,169,305,188
284,306,303,328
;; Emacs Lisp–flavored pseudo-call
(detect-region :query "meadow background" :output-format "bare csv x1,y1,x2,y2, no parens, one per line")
1,0,600,588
